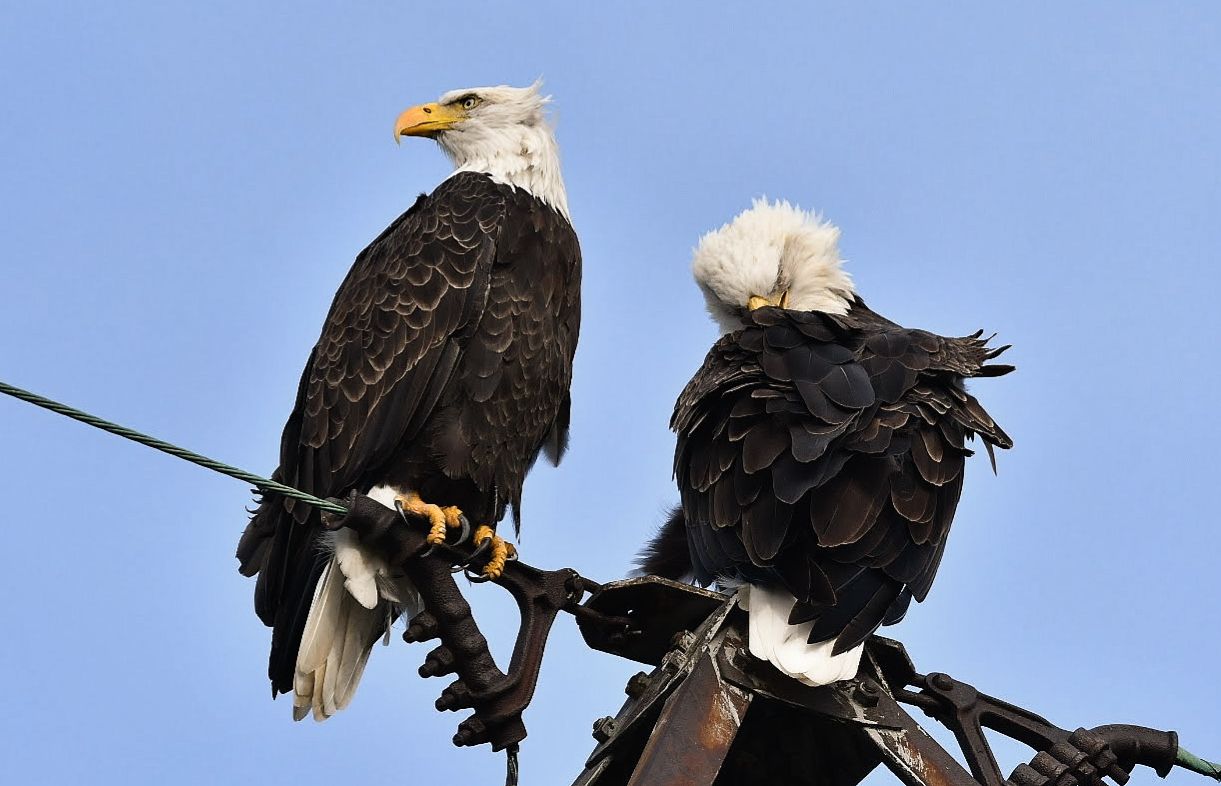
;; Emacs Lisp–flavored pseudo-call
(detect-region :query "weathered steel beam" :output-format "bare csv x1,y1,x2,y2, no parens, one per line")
626,651,753,786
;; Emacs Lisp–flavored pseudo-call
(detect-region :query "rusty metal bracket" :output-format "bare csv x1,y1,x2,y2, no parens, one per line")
322,491,607,752
569,578,1211,786
892,664,1180,786
322,495,1215,786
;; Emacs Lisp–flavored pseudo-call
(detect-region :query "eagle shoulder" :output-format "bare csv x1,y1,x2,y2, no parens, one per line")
288,172,509,499
672,302,1011,652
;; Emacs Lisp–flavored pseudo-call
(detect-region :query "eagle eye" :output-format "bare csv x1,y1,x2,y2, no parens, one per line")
460,95,481,110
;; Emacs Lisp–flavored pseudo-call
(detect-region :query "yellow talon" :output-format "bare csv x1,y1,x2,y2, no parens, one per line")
473,525,516,579
396,491,464,546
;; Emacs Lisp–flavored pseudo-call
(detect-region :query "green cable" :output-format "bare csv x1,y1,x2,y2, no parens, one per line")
1179,747,1221,781
0,379,348,516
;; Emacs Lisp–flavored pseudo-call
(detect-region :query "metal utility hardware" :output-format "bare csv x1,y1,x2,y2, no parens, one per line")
326,492,1220,786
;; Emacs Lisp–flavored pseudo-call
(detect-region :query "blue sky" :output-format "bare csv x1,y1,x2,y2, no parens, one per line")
1,3,1218,783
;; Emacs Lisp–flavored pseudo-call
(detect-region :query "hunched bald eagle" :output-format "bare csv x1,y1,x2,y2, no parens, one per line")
641,200,1010,686
236,83,580,720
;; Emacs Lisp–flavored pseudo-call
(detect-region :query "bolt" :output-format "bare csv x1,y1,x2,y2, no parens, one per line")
435,681,471,711
402,612,438,644
930,673,955,691
854,681,880,707
669,630,695,652
625,671,652,698
592,716,618,743
418,645,456,678
453,717,486,747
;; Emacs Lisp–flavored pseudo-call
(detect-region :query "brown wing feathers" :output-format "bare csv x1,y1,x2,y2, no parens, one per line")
237,173,510,694
668,299,1011,654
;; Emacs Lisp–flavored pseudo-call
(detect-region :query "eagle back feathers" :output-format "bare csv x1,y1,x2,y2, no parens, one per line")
237,171,581,694
671,298,1011,656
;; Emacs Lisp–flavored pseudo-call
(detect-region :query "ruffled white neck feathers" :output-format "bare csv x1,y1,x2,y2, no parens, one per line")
436,84,570,221
692,199,854,334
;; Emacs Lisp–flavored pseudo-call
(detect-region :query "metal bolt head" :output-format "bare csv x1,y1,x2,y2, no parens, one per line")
402,611,438,644
930,673,955,691
592,715,618,743
854,681,880,707
435,681,471,711
669,630,696,652
625,671,652,698
418,645,456,678
453,717,487,747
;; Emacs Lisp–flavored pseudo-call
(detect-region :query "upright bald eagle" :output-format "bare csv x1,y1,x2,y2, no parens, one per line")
236,83,580,720
641,201,1010,686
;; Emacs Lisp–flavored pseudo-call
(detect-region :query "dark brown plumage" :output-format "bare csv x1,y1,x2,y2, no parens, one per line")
644,298,1011,655
237,171,580,695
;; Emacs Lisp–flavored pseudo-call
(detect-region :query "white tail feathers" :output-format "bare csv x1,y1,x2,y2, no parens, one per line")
292,555,377,721
292,488,422,721
739,584,863,687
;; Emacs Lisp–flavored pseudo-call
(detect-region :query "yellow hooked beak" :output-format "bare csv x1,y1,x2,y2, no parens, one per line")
394,102,467,142
747,290,790,310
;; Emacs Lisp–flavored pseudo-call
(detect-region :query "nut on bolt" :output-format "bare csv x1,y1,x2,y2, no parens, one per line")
419,645,456,678
592,716,618,743
435,681,472,711
402,611,439,644
930,673,955,691
854,681,880,707
453,717,487,747
625,671,652,698
669,630,696,652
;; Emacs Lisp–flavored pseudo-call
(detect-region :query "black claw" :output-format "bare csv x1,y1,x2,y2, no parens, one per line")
454,514,472,545
463,566,495,584
454,537,494,572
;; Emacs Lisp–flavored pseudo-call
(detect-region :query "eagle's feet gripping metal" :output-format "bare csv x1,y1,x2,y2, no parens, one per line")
465,526,517,581
321,492,597,755
394,491,466,552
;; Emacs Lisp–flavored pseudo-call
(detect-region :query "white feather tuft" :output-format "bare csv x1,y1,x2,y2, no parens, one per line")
292,484,423,721
364,484,400,508
739,584,863,687
692,199,854,334
334,529,382,610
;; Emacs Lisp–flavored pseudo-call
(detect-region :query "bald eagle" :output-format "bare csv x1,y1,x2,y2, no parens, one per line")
641,201,1011,686
236,83,580,720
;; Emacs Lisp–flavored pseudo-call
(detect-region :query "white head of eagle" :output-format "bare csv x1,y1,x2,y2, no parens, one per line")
692,199,855,333
394,81,569,220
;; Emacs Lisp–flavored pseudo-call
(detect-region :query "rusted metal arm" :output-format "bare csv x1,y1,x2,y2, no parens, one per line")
890,664,1180,786
322,491,601,752
571,580,1211,786
323,497,1214,786
437,559,587,749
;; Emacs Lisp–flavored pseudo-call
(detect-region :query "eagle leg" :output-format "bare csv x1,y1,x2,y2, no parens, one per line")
395,491,464,546
472,525,517,580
